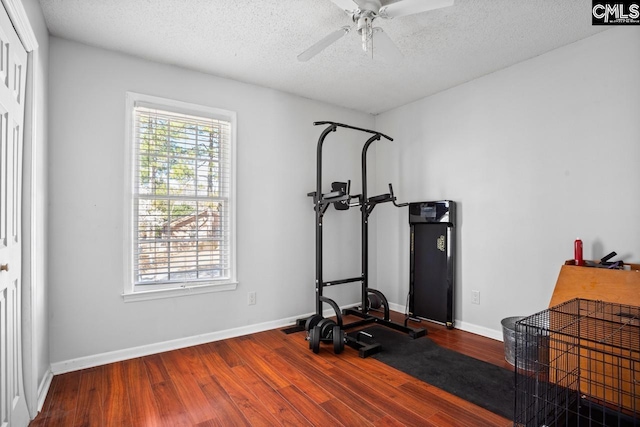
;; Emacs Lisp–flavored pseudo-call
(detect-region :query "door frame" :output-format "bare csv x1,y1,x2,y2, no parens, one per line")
1,0,40,418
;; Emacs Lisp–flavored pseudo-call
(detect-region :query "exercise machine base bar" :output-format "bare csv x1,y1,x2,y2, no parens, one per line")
342,308,426,339
283,311,425,358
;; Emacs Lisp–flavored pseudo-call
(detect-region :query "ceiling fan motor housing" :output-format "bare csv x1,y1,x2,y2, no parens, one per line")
355,0,383,14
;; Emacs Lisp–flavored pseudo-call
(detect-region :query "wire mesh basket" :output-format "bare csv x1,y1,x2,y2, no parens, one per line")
514,298,640,426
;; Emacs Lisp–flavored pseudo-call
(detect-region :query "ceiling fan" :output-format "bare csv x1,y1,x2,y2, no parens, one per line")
297,0,454,62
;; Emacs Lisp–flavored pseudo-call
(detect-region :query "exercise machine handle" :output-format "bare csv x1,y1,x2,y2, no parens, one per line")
389,183,409,207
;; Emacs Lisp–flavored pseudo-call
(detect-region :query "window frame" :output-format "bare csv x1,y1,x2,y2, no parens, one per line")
123,92,237,302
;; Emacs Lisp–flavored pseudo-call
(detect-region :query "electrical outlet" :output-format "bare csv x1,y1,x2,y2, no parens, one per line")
248,291,256,305
471,290,480,305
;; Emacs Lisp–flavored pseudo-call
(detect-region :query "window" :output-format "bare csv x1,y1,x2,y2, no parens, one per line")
124,92,237,300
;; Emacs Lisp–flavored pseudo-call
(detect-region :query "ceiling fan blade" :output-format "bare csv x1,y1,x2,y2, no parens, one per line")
372,27,403,62
329,0,360,12
379,0,453,19
298,26,351,62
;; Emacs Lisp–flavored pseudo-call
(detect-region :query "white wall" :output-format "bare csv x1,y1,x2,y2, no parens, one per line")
374,27,640,339
47,37,373,366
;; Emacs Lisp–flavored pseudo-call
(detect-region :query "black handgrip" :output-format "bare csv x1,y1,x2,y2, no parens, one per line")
389,183,409,207
600,251,617,263
313,121,393,141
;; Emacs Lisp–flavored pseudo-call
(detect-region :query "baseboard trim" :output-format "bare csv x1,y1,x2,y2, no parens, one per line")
387,302,407,315
455,320,503,342
37,369,53,412
387,302,503,341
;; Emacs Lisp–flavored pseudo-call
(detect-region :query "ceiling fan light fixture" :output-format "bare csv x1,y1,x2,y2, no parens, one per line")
356,14,374,52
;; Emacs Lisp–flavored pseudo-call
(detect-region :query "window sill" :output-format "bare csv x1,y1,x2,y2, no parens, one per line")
122,281,238,303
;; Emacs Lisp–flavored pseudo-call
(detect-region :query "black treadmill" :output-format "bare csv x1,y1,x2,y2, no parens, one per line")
409,201,456,329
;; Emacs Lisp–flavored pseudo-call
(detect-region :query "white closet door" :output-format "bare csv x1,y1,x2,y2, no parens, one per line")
0,1,28,426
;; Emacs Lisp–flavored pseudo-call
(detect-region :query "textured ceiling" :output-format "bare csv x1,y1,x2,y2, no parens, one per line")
38,0,608,115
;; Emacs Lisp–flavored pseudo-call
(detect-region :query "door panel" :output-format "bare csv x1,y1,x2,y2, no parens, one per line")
0,2,28,426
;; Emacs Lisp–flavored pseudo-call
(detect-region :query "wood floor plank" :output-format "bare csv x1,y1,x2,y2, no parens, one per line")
144,353,195,427
204,340,244,368
400,378,512,427
73,367,104,427
160,349,219,425
40,371,82,427
224,336,292,390
250,329,289,351
196,374,250,427
143,354,171,385
374,414,414,427
326,363,442,420
274,345,389,423
427,410,472,427
121,357,163,427
194,420,222,427
231,364,314,427
320,397,375,427
101,362,132,426
323,366,437,427
334,351,414,388
149,380,192,427
197,351,280,426
277,385,344,426
263,351,334,403
164,345,212,380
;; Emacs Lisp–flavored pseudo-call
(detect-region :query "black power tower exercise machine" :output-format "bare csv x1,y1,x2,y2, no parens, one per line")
291,121,426,358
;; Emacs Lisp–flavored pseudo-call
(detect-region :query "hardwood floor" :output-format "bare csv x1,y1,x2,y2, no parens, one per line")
30,313,513,426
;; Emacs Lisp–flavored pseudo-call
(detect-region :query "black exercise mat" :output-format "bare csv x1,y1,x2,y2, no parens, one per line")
349,326,514,420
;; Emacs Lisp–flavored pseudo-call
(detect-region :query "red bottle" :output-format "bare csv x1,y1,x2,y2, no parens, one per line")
574,239,584,266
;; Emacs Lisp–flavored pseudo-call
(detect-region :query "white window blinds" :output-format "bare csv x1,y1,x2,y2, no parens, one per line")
132,104,232,287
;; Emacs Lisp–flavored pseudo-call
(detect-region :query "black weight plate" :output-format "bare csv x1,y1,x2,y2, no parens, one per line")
368,293,382,309
317,318,336,339
305,315,323,332
310,326,321,354
333,326,344,354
